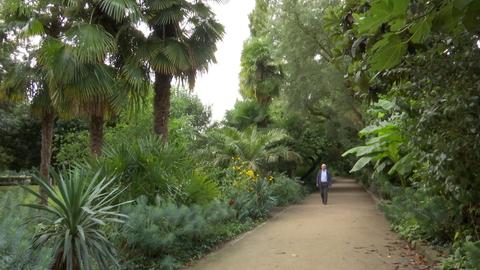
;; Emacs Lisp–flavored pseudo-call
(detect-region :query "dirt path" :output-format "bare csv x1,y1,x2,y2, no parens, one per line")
186,178,424,270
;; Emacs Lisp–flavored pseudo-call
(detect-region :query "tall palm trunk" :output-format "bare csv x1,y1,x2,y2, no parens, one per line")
39,111,54,205
89,107,105,156
153,72,173,143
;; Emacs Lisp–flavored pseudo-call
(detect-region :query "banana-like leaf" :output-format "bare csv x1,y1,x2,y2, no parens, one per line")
349,156,373,173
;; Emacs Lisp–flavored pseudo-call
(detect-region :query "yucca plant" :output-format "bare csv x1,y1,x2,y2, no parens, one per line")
21,169,131,270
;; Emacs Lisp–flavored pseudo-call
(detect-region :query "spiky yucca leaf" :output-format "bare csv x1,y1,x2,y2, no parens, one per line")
22,169,131,270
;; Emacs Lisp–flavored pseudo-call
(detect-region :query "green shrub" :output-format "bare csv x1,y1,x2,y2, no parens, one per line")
0,191,51,270
53,130,90,167
82,135,219,204
184,171,220,205
117,198,250,269
23,168,131,270
442,240,480,270
381,187,460,244
270,175,304,206
228,178,276,220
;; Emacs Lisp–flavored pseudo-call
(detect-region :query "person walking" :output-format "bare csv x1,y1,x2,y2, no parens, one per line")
316,164,332,205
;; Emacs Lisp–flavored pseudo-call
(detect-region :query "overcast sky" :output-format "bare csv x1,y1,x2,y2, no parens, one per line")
193,0,256,121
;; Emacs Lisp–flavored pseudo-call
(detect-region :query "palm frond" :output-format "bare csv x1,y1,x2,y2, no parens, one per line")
96,0,142,22
146,0,183,11
163,39,190,69
150,6,186,25
66,23,116,63
20,18,45,37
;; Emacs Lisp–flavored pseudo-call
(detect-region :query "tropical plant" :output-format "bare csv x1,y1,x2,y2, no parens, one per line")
119,197,238,270
240,37,282,106
143,0,224,141
83,134,219,204
269,174,304,206
207,126,300,172
22,169,131,270
225,99,268,130
0,0,131,203
228,178,276,220
342,100,416,187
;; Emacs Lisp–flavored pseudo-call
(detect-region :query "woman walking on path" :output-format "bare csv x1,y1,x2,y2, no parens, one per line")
316,164,332,205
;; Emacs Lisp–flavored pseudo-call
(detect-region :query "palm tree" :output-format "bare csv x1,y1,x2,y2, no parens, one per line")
0,68,55,204
239,37,282,107
82,0,150,155
0,27,57,203
208,126,301,172
143,0,224,142
22,168,131,270
2,0,148,160
36,26,117,156
0,0,132,206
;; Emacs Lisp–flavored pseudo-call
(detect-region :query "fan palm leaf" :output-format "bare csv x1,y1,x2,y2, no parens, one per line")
207,126,301,172
142,0,224,140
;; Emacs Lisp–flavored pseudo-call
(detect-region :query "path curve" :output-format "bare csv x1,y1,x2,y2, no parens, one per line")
186,178,423,270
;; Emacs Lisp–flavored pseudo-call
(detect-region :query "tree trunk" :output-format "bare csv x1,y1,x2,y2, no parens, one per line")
153,73,173,143
39,112,54,205
51,249,80,270
300,155,322,181
89,109,104,156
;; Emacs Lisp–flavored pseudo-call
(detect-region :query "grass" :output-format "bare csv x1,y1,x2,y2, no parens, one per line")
0,185,40,204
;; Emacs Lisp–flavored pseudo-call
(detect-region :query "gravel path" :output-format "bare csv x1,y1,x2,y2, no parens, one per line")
186,178,425,270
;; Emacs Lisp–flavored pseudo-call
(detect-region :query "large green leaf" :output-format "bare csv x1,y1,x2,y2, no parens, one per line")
359,122,398,136
388,152,415,176
357,0,409,34
410,17,432,44
349,156,373,172
369,34,407,72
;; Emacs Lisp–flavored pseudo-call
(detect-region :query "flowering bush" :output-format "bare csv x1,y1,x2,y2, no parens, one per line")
225,157,275,191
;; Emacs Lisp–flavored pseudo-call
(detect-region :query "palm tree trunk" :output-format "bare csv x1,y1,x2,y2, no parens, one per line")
153,72,173,143
39,111,54,205
89,109,104,156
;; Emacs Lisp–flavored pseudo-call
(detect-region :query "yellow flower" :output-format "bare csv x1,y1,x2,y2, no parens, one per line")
246,169,255,178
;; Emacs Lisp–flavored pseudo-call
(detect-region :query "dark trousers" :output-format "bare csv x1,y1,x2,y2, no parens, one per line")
319,182,329,204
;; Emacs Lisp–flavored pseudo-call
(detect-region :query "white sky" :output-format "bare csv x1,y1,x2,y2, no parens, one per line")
194,0,255,121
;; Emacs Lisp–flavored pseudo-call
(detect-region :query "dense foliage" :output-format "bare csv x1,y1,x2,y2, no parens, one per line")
319,0,480,268
3,0,478,269
23,169,131,270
